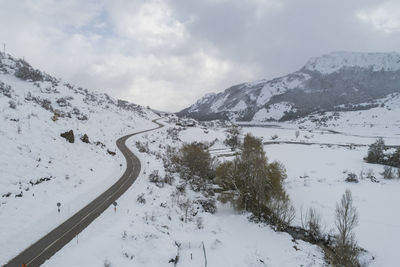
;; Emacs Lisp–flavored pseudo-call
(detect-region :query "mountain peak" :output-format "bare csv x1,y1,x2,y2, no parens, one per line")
304,51,400,74
178,51,400,122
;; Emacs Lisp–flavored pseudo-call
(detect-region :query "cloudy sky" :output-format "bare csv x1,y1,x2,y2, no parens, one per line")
1,0,399,111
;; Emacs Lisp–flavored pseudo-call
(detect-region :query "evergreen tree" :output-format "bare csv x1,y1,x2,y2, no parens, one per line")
365,138,385,164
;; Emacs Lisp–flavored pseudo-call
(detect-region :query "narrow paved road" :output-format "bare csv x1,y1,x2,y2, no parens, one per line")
5,118,164,267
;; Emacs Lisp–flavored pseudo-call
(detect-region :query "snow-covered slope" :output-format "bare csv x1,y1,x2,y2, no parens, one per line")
304,51,400,74
0,54,158,264
178,52,400,122
40,119,326,267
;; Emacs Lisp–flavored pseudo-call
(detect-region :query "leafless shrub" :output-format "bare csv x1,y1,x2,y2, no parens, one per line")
196,217,204,229
8,100,16,109
345,172,359,183
195,198,217,214
295,130,300,139
381,166,395,179
267,196,295,229
361,169,378,183
135,141,149,153
148,170,164,187
137,193,146,204
300,207,324,238
179,198,193,223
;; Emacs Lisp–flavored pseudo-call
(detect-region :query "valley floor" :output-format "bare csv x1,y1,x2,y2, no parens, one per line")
41,119,326,267
238,124,400,267
3,115,399,267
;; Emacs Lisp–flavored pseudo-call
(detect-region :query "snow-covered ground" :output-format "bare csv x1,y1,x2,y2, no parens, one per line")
0,55,158,265
294,92,400,138
3,54,400,267
238,124,400,267
42,121,326,267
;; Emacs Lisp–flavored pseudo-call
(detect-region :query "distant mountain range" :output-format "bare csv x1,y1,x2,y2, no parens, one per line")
177,52,400,122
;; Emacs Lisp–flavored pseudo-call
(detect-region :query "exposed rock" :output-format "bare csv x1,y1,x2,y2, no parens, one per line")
80,134,90,144
60,130,74,143
29,176,53,186
77,114,88,121
95,141,105,148
2,192,11,198
107,149,116,156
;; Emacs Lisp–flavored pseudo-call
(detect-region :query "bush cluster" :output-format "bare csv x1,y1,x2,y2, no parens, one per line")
216,133,294,228
173,142,216,192
365,138,400,168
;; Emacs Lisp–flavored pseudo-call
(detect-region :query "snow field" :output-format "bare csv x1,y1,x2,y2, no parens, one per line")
242,125,400,267
0,61,157,265
43,121,325,267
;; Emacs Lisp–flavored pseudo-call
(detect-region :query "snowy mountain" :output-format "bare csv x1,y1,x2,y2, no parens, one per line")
0,53,159,264
3,52,397,267
178,52,400,122
0,54,329,267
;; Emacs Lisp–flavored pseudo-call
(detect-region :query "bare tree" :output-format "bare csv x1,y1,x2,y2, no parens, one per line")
335,190,358,243
332,189,359,267
267,195,295,229
300,206,324,239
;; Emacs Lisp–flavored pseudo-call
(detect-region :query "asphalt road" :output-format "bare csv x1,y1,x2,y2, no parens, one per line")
5,118,164,267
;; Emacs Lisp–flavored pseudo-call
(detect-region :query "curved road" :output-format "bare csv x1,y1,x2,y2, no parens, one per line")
5,118,164,267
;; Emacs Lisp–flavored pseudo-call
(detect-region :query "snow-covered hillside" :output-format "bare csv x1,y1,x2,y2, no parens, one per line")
0,54,158,265
3,51,399,267
178,52,400,123
38,115,400,267
41,119,326,267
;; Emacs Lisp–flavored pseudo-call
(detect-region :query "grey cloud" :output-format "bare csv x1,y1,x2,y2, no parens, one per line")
0,0,399,111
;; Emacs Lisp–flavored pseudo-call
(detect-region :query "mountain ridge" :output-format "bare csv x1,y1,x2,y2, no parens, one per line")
177,51,400,122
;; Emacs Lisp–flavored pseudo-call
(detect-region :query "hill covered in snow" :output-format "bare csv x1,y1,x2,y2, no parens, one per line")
0,54,329,267
178,52,400,123
0,53,158,264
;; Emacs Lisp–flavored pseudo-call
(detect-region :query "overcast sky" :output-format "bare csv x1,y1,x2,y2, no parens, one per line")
1,0,400,111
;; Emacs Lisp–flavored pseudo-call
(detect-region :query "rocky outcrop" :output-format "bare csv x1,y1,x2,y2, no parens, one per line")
80,134,90,144
107,149,116,156
60,130,75,143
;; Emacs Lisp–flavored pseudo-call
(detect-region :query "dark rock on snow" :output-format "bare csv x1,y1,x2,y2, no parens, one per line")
107,149,116,156
80,134,90,143
60,130,75,143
